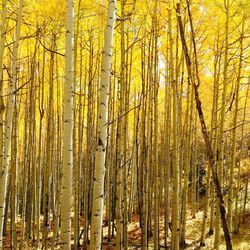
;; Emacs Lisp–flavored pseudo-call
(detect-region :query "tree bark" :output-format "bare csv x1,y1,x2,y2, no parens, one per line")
0,2,7,247
169,2,180,249
89,1,116,249
60,0,74,249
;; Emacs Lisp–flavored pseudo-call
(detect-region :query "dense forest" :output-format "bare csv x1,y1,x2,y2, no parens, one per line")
0,0,249,249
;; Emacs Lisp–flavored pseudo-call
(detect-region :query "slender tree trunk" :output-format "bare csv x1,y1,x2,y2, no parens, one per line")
73,2,82,247
42,36,56,249
239,77,249,225
140,30,149,250
60,0,74,249
0,0,7,246
37,37,46,246
169,2,180,249
152,1,159,249
215,1,230,246
228,17,244,234
89,1,116,249
164,56,171,245
180,79,192,247
0,1,23,248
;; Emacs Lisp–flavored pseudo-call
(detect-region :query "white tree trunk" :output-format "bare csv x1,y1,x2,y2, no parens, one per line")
60,0,74,249
89,0,116,249
0,0,23,248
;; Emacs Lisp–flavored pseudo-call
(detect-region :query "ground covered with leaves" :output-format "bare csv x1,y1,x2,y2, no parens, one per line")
3,204,250,249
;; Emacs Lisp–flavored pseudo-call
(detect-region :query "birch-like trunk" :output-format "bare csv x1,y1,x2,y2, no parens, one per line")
200,36,221,245
169,2,180,249
0,8,7,242
89,1,116,249
0,0,7,183
228,18,244,234
0,0,23,248
215,0,230,246
60,0,74,249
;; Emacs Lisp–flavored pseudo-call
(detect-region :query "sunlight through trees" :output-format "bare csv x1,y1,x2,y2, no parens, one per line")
0,0,249,249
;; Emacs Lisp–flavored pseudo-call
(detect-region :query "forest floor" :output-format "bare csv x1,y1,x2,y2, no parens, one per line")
2,198,250,249
102,210,250,250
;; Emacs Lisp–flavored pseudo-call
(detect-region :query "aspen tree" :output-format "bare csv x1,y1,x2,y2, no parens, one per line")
129,88,139,218
124,26,131,250
152,1,160,249
21,75,29,247
234,30,248,232
215,0,230,246
83,28,99,247
52,52,63,250
180,78,192,247
78,30,85,221
191,113,198,218
20,41,38,243
241,78,249,222
0,0,23,248
104,65,112,236
31,64,37,242
228,17,245,233
110,44,118,240
116,12,126,250
200,34,221,246
138,39,144,238
21,77,29,244
127,33,136,220
37,35,46,245
106,59,116,241
119,1,129,247
164,54,171,245
234,35,249,233
0,0,7,203
146,30,154,241
209,33,222,236
73,1,82,247
140,28,149,250
116,96,122,250
176,28,183,202
28,37,38,242
75,62,85,248
84,31,94,247
43,35,55,249
60,0,74,248
10,93,18,249
170,1,180,249
89,0,116,249
0,0,7,246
